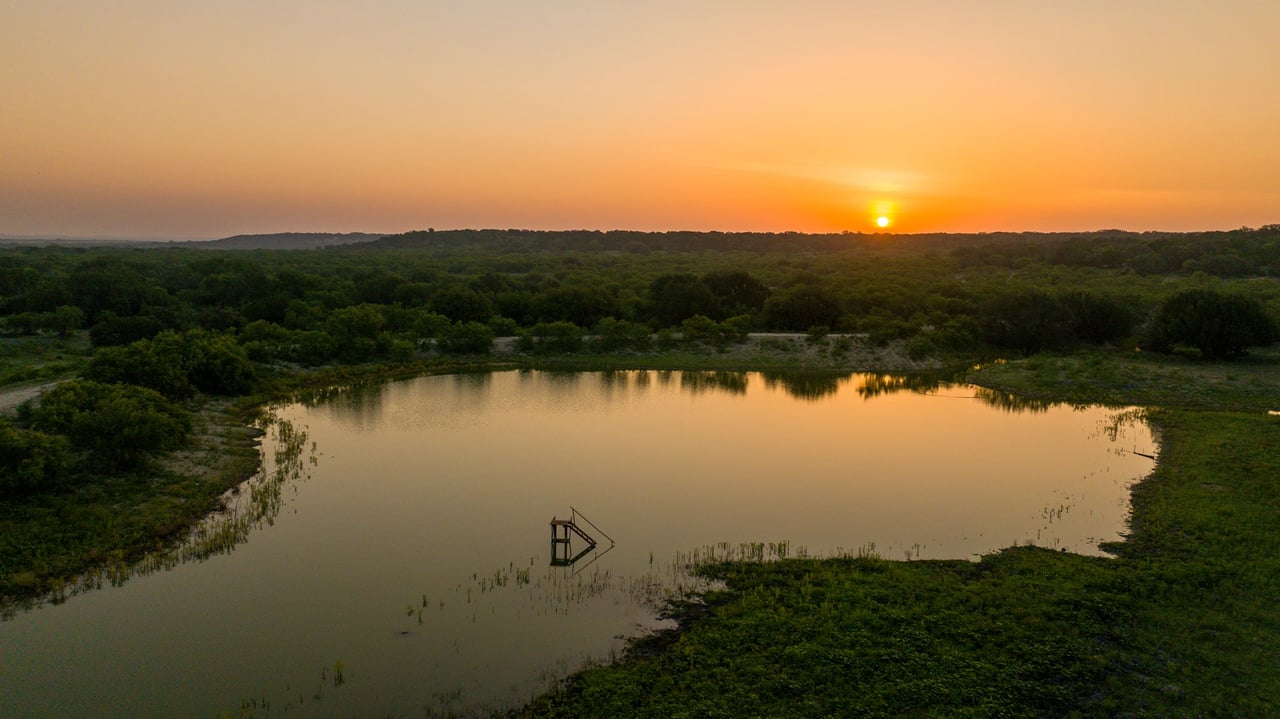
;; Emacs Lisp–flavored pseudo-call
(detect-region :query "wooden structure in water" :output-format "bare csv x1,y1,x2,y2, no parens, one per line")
551,517,597,549
549,507,613,567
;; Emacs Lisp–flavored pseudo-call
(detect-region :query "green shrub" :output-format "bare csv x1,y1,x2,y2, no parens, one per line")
0,420,69,495
591,318,652,351
527,321,584,353
85,329,255,397
439,321,494,354
25,380,191,469
679,315,718,344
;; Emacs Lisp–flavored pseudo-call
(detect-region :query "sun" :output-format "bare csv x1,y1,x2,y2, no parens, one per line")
869,200,897,230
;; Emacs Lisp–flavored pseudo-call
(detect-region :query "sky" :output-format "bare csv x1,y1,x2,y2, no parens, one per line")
2,1,1278,239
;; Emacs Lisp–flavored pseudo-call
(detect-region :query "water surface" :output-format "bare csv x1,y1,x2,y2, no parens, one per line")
0,370,1156,717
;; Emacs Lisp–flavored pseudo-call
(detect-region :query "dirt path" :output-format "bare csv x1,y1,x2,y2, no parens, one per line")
0,381,58,414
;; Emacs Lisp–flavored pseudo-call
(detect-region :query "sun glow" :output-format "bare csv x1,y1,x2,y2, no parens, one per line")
870,200,897,230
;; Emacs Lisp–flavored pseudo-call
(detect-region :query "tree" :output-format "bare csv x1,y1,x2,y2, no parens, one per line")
702,271,770,317
429,288,493,324
762,285,843,331
47,305,86,336
326,304,387,362
980,291,1073,356
532,286,619,327
1144,289,1277,359
648,274,719,326
1060,291,1136,344
89,313,166,347
70,258,158,323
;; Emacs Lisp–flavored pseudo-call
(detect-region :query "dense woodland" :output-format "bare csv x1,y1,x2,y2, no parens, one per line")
1,228,1278,497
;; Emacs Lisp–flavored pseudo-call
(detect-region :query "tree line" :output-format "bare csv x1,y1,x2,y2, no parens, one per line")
1,233,1276,363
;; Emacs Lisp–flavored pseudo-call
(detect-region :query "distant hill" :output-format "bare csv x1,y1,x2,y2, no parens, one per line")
199,232,386,250
360,228,1151,253
0,235,162,247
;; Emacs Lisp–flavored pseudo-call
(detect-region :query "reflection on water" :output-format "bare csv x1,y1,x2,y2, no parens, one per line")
856,371,949,399
680,370,749,395
972,385,1058,414
0,370,1157,718
761,370,848,400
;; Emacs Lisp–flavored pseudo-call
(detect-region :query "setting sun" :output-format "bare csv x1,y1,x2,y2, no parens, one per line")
876,216,891,228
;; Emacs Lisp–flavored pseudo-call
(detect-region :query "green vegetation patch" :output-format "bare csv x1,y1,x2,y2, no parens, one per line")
0,333,90,387
967,348,1280,412
0,401,261,606
527,550,1132,717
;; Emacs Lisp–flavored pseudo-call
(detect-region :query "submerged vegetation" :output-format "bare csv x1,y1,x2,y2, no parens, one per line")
2,229,1278,715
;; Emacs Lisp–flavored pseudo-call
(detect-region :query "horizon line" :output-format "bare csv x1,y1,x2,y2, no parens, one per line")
5,223,1278,245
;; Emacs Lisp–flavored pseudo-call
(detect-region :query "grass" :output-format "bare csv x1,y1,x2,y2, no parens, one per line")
0,332,90,386
518,347,1280,718
967,346,1280,413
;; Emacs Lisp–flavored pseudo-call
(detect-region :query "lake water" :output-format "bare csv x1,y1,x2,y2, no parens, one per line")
0,370,1156,718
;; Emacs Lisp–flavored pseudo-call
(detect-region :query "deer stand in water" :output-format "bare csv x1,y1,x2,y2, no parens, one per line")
549,507,613,567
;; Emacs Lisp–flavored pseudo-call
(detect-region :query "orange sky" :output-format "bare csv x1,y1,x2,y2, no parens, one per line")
2,1,1278,239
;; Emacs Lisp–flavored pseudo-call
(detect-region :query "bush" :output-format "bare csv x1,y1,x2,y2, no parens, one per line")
288,330,337,364
86,339,194,399
439,321,494,354
718,315,753,344
679,315,719,344
25,380,191,468
185,331,255,394
86,329,255,398
0,420,69,495
526,321,584,353
487,316,520,337
859,316,916,347
591,318,652,351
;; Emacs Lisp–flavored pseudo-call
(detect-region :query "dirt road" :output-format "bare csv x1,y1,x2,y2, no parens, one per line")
0,381,56,414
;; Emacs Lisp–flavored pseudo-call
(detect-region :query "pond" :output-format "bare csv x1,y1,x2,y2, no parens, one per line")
0,370,1156,718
